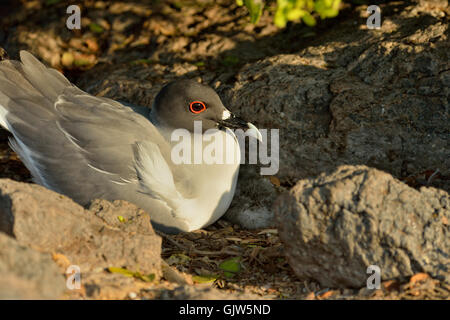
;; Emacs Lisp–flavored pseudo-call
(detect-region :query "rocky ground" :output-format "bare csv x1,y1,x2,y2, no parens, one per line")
0,0,449,299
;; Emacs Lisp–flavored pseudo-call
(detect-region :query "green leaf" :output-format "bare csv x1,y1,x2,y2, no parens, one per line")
89,23,104,34
274,7,288,27
236,0,244,5
244,0,264,24
274,0,340,28
219,257,241,273
107,267,135,277
134,272,155,282
302,13,317,26
224,271,236,278
192,275,217,284
194,61,205,67
314,0,341,18
286,8,306,20
117,215,125,223
73,59,92,67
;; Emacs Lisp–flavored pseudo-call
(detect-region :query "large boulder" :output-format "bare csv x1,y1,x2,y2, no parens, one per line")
0,232,66,299
0,179,162,277
274,165,449,288
223,0,449,193
219,1,449,228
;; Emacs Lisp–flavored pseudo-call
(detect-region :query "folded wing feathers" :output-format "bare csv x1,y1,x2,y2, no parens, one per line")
134,141,183,208
0,51,188,207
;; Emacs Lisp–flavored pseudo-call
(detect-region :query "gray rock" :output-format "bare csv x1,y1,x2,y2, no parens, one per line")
274,165,449,288
224,2,449,194
0,179,162,277
0,232,66,299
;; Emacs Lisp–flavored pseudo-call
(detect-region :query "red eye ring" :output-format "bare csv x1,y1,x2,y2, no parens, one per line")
189,101,207,114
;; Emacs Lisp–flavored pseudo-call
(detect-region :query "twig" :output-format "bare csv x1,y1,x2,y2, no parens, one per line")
157,231,241,256
427,168,440,186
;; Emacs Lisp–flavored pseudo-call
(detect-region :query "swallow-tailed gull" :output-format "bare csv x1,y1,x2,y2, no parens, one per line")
0,51,262,233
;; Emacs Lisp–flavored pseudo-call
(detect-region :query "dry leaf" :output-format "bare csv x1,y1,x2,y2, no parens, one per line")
52,253,71,269
61,52,74,67
383,280,400,291
269,176,280,186
318,290,336,299
410,273,429,284
85,38,99,52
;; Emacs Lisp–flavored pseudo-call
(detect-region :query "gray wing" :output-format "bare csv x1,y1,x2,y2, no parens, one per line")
0,51,189,224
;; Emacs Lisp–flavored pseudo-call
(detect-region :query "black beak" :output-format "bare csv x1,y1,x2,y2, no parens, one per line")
217,114,250,130
217,113,263,142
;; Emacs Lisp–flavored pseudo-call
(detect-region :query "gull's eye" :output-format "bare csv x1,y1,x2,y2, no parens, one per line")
189,101,206,114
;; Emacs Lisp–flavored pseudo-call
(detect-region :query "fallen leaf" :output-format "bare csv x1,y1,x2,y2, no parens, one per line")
410,273,429,284
192,275,217,284
134,272,155,282
223,271,235,278
85,38,99,52
107,267,134,277
107,267,155,282
318,290,336,299
219,257,241,273
89,23,104,34
61,52,74,67
383,280,400,292
73,59,92,67
52,253,71,269
72,53,96,69
269,176,280,186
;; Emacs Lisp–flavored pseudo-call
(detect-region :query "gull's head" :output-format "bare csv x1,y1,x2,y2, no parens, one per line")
151,79,262,141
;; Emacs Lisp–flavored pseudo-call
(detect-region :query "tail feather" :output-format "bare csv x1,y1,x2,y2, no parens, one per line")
19,51,70,100
0,51,75,189
0,51,72,132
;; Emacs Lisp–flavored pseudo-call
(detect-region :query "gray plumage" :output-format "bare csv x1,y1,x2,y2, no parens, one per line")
0,51,261,234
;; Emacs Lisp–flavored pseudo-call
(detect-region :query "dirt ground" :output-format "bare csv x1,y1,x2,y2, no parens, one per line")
0,0,449,300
